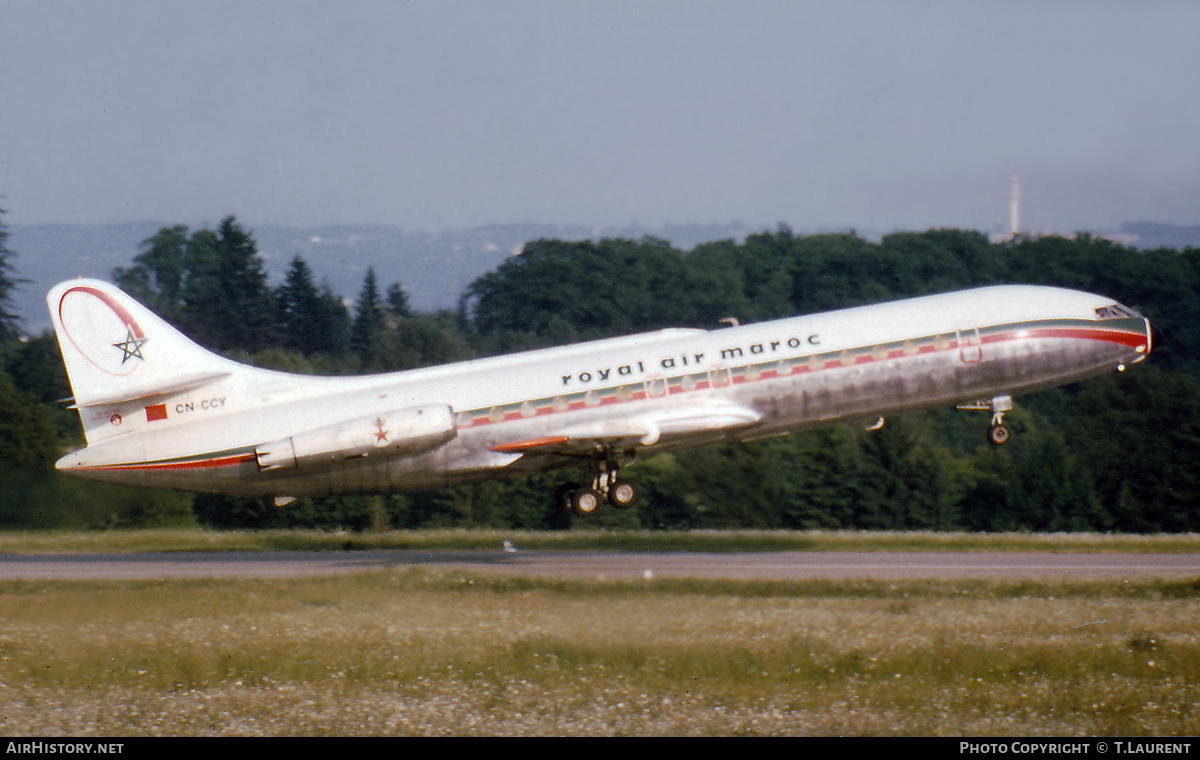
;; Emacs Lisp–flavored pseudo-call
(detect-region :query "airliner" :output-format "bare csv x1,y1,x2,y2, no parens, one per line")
49,279,1152,516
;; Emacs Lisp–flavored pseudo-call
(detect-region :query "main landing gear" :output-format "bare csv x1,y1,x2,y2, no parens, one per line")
557,453,640,517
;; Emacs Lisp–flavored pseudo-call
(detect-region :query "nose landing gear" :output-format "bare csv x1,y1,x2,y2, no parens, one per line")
958,395,1014,446
987,418,1011,446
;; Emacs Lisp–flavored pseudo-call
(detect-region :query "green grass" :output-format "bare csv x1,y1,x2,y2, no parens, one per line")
0,527,1198,554
0,570,1197,735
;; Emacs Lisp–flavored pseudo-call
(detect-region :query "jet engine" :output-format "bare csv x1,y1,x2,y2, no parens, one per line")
255,404,456,471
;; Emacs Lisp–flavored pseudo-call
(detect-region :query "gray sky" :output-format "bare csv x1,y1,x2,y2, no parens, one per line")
2,0,1198,236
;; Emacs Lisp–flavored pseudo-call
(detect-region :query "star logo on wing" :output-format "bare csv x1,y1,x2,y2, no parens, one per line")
113,326,148,364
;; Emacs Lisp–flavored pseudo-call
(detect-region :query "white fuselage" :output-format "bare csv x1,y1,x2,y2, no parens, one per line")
54,284,1152,498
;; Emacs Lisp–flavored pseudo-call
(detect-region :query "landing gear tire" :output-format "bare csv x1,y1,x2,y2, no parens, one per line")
988,423,1011,447
607,478,639,509
570,487,604,518
556,482,580,511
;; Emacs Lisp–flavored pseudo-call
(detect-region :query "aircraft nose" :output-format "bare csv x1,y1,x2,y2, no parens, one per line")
1149,320,1164,354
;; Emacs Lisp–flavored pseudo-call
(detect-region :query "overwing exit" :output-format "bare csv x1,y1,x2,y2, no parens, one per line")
49,279,1152,516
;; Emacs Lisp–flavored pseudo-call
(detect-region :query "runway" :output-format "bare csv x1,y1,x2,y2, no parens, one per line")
0,548,1196,581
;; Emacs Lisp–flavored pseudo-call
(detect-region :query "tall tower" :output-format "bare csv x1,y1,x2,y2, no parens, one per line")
1009,174,1021,238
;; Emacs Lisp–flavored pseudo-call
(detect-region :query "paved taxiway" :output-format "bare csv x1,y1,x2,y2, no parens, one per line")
0,549,1196,581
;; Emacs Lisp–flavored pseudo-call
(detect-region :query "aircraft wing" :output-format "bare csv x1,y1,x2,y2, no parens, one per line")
491,404,763,457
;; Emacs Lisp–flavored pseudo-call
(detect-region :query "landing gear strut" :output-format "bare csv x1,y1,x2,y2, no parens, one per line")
558,452,640,517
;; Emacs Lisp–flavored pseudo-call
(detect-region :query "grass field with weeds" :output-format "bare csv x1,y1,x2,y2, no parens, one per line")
0,566,1197,736
0,527,1198,554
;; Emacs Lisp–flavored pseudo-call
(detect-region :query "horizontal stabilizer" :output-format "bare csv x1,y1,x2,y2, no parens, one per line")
69,371,231,408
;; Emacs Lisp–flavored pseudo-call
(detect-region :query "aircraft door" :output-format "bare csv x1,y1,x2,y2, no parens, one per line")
956,327,982,363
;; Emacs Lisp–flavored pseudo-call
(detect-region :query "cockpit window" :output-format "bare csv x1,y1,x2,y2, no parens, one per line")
1094,303,1139,319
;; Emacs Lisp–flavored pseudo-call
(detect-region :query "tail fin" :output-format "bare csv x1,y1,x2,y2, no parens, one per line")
48,279,235,412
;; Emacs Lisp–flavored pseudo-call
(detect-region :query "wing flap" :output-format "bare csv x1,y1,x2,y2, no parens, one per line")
488,435,571,453
491,404,763,455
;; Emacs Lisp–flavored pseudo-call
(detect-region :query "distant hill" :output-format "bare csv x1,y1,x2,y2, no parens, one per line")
15,218,1194,335
7,221,752,335
1119,222,1200,250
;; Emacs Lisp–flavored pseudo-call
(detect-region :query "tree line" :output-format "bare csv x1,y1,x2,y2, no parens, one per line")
0,211,1196,532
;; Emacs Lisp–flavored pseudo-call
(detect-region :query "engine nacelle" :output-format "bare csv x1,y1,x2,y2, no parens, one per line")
255,404,456,471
